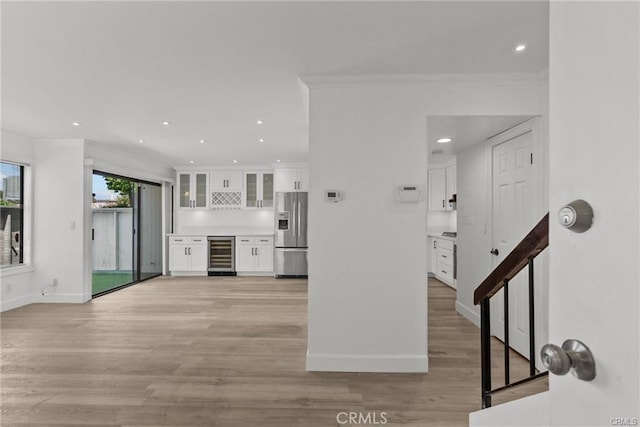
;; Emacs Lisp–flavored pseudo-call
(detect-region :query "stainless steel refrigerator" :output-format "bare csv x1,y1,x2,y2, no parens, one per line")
275,192,308,277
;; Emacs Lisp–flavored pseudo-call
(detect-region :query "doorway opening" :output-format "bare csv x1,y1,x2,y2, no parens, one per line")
91,171,162,297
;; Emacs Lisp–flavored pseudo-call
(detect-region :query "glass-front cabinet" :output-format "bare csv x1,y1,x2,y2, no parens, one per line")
178,172,208,208
244,171,274,209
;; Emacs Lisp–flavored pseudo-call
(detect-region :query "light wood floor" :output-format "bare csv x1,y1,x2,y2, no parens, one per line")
1,277,547,426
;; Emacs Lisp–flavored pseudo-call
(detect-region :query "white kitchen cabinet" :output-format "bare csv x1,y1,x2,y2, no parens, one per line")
432,237,455,288
428,163,456,211
169,236,207,274
427,237,437,276
235,236,274,274
177,172,208,209
275,168,308,192
210,170,243,209
211,171,243,191
244,171,274,208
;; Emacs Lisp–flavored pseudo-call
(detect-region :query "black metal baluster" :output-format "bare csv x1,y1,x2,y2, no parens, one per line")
480,298,492,408
528,257,536,376
503,279,510,385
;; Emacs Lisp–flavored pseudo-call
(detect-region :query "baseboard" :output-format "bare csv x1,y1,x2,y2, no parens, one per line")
1,294,32,312
456,300,481,328
31,293,87,303
306,351,428,373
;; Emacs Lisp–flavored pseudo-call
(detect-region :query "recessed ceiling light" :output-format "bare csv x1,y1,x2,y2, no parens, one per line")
437,137,452,144
72,122,80,126
258,138,264,143
256,120,263,125
233,160,238,164
138,139,144,144
515,44,527,52
190,160,194,164
162,121,171,126
199,139,205,144
276,159,281,163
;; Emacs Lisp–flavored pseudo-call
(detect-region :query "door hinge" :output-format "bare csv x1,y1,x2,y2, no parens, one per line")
530,153,533,165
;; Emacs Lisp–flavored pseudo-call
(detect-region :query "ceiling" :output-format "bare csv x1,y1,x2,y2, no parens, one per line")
427,115,535,163
1,1,549,167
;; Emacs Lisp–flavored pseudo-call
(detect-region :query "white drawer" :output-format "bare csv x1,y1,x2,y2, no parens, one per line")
169,236,206,244
255,236,273,245
436,238,454,251
237,236,274,245
236,236,256,245
437,248,453,267
436,261,454,282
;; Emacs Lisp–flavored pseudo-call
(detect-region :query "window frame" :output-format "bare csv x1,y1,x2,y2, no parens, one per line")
0,160,30,270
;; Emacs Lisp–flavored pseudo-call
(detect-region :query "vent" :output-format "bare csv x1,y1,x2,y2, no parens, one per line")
432,149,444,155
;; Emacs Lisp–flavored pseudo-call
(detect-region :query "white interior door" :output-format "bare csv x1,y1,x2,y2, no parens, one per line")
490,130,535,357
547,2,640,424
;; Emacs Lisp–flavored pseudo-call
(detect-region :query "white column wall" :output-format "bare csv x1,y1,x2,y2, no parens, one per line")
306,77,544,372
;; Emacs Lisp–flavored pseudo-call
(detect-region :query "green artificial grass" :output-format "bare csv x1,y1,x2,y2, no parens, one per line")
92,271,134,295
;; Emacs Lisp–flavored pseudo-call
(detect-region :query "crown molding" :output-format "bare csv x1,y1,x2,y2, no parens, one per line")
300,72,547,89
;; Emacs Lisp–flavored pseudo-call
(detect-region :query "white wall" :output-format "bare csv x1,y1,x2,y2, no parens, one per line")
305,75,545,373
32,139,88,302
176,209,274,234
0,131,34,311
427,211,456,233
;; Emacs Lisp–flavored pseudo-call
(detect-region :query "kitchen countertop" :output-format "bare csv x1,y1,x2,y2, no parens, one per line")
168,226,274,237
427,232,457,242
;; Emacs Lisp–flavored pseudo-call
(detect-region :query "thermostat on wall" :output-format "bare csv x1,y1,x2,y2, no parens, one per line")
396,185,422,203
325,190,343,203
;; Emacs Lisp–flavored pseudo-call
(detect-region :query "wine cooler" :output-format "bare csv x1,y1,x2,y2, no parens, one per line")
207,236,236,276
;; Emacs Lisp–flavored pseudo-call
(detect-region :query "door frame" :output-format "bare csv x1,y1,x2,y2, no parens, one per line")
486,117,549,369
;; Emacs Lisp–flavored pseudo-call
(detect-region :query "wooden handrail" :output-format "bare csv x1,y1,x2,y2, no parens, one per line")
474,213,549,305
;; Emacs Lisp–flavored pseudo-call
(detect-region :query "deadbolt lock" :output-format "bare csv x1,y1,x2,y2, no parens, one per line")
558,199,593,233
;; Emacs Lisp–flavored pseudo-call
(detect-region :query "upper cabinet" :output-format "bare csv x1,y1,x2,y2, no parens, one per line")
211,171,243,191
428,162,456,211
244,171,274,209
210,171,243,209
178,172,208,209
275,167,308,192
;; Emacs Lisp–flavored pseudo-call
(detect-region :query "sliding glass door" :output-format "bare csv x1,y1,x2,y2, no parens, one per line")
92,171,162,297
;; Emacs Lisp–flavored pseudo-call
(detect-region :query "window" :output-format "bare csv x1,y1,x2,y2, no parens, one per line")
0,161,24,267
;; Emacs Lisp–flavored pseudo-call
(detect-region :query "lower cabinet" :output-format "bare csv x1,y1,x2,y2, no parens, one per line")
430,237,456,288
235,236,274,274
169,236,207,275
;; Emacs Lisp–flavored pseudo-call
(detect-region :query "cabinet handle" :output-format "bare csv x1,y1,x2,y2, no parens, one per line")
433,241,437,249
442,270,447,274
188,247,191,255
255,247,258,256
442,255,447,258
442,200,445,208
185,248,187,255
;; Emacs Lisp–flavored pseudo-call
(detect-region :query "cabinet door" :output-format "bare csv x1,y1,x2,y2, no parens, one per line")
275,169,298,192
189,244,208,271
445,165,456,210
235,244,255,272
194,173,208,208
210,172,227,190
178,174,191,208
255,244,274,272
261,173,274,207
225,171,243,191
428,168,446,211
297,168,309,191
245,172,259,208
170,244,190,271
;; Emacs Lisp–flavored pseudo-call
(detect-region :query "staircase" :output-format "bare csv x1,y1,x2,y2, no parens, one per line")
473,213,550,408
